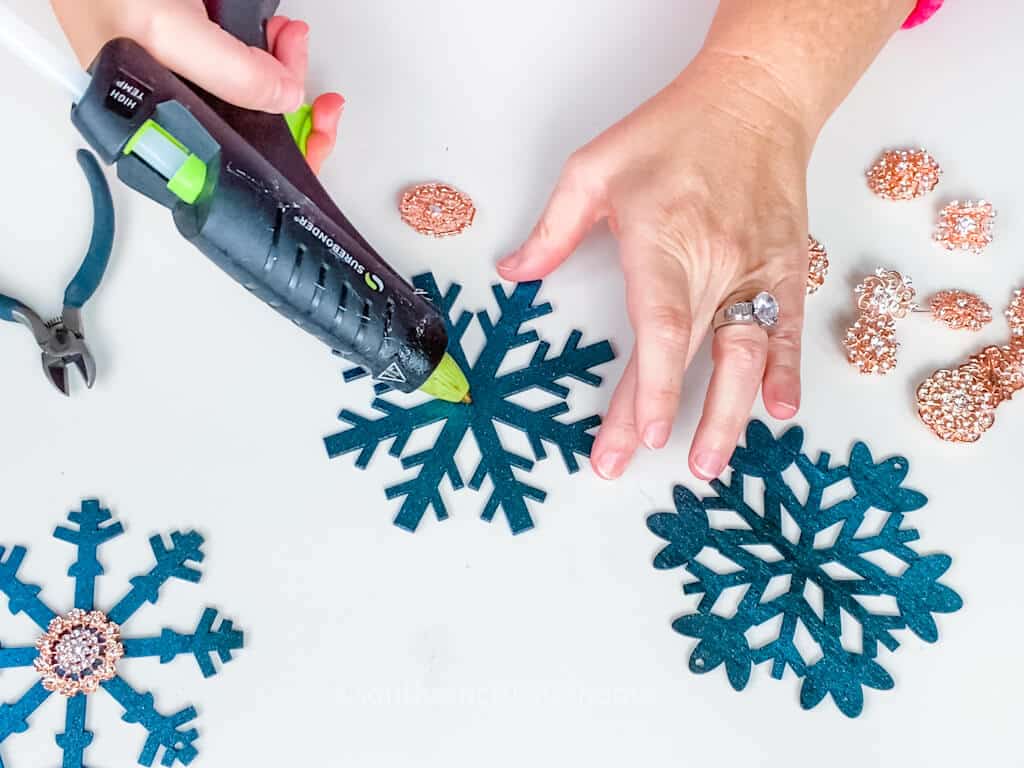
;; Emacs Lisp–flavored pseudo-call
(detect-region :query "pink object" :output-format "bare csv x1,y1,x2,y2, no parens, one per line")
903,0,944,29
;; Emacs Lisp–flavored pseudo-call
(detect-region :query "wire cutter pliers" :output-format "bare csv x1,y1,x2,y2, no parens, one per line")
0,150,114,396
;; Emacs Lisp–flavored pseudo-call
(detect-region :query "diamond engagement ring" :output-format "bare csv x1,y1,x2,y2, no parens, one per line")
713,292,780,333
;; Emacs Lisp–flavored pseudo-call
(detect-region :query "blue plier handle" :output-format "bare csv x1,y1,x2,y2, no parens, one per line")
0,150,115,395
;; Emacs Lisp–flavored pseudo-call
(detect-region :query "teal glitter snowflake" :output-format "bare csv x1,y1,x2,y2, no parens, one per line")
0,499,243,767
647,421,962,717
324,273,615,535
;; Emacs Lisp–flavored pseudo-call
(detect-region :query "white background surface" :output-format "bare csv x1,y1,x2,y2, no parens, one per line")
0,1,1021,766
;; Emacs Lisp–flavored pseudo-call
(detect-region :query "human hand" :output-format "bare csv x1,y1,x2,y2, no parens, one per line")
50,0,343,173
498,52,813,482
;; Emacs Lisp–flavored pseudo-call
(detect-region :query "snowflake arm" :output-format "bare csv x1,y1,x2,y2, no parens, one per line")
0,646,37,669
0,545,56,630
102,676,199,767
53,499,125,611
56,694,93,768
0,681,51,741
122,608,244,678
107,532,205,625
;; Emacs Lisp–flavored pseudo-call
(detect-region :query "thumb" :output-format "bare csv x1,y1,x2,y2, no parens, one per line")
498,155,603,281
138,7,304,113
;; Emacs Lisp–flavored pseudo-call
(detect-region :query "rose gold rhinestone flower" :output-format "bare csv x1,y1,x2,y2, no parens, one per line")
807,235,829,295
933,200,996,255
916,365,997,443
399,183,476,238
968,345,1024,405
866,148,942,201
1006,289,1024,341
928,290,992,332
34,609,123,697
843,313,899,375
855,268,916,319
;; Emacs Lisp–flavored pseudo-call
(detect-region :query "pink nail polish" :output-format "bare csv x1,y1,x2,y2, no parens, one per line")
643,421,671,450
692,451,724,480
498,252,523,273
596,451,625,480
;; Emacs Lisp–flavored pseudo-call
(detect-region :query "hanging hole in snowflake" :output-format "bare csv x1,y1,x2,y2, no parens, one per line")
803,579,825,621
853,507,889,538
819,477,857,510
704,507,751,531
709,583,749,618
740,543,785,563
813,521,844,550
853,594,901,617
760,573,793,604
792,621,824,667
780,507,802,546
780,463,811,505
693,547,743,576
820,561,862,582
860,548,909,577
840,608,864,654
745,614,785,650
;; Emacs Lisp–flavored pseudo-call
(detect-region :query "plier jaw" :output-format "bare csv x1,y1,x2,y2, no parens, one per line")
0,150,112,396
41,319,96,396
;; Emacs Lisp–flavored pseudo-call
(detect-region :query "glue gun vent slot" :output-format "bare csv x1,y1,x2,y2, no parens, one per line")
271,206,285,248
333,281,350,329
288,244,306,292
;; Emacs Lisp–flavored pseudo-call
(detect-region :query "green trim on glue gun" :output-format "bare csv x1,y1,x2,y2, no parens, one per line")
420,353,471,403
124,119,208,205
285,104,313,157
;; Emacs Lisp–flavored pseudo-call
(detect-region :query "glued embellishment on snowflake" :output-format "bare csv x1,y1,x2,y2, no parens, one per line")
806,236,829,296
933,200,996,255
646,420,962,718
324,273,615,534
35,610,123,697
855,268,916,319
917,366,997,443
866,148,942,201
844,313,898,375
928,290,992,332
0,499,244,768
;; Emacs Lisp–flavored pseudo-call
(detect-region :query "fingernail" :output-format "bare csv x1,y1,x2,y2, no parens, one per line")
692,451,725,480
595,451,626,480
497,252,523,273
643,421,671,450
776,401,799,417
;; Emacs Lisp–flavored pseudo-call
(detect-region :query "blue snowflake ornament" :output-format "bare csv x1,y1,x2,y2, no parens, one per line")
324,273,615,535
0,499,243,767
647,420,962,717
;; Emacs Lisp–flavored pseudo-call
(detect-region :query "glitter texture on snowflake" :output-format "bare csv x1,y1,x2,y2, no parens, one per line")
646,421,962,717
0,500,244,767
324,273,615,535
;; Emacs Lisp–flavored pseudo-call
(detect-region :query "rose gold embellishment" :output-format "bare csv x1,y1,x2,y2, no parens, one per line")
843,314,898,375
1006,289,1024,341
855,268,916,319
928,290,992,332
400,183,476,238
933,200,996,255
806,236,829,295
917,366,997,443
34,609,123,697
866,148,942,201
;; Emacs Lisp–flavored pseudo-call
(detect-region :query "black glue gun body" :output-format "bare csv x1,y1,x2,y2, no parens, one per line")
70,5,447,393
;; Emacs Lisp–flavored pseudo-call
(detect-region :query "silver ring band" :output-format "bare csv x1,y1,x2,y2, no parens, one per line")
713,292,780,333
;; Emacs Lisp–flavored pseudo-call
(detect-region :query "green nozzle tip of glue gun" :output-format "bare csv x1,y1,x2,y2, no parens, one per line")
420,353,471,403
285,104,314,157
